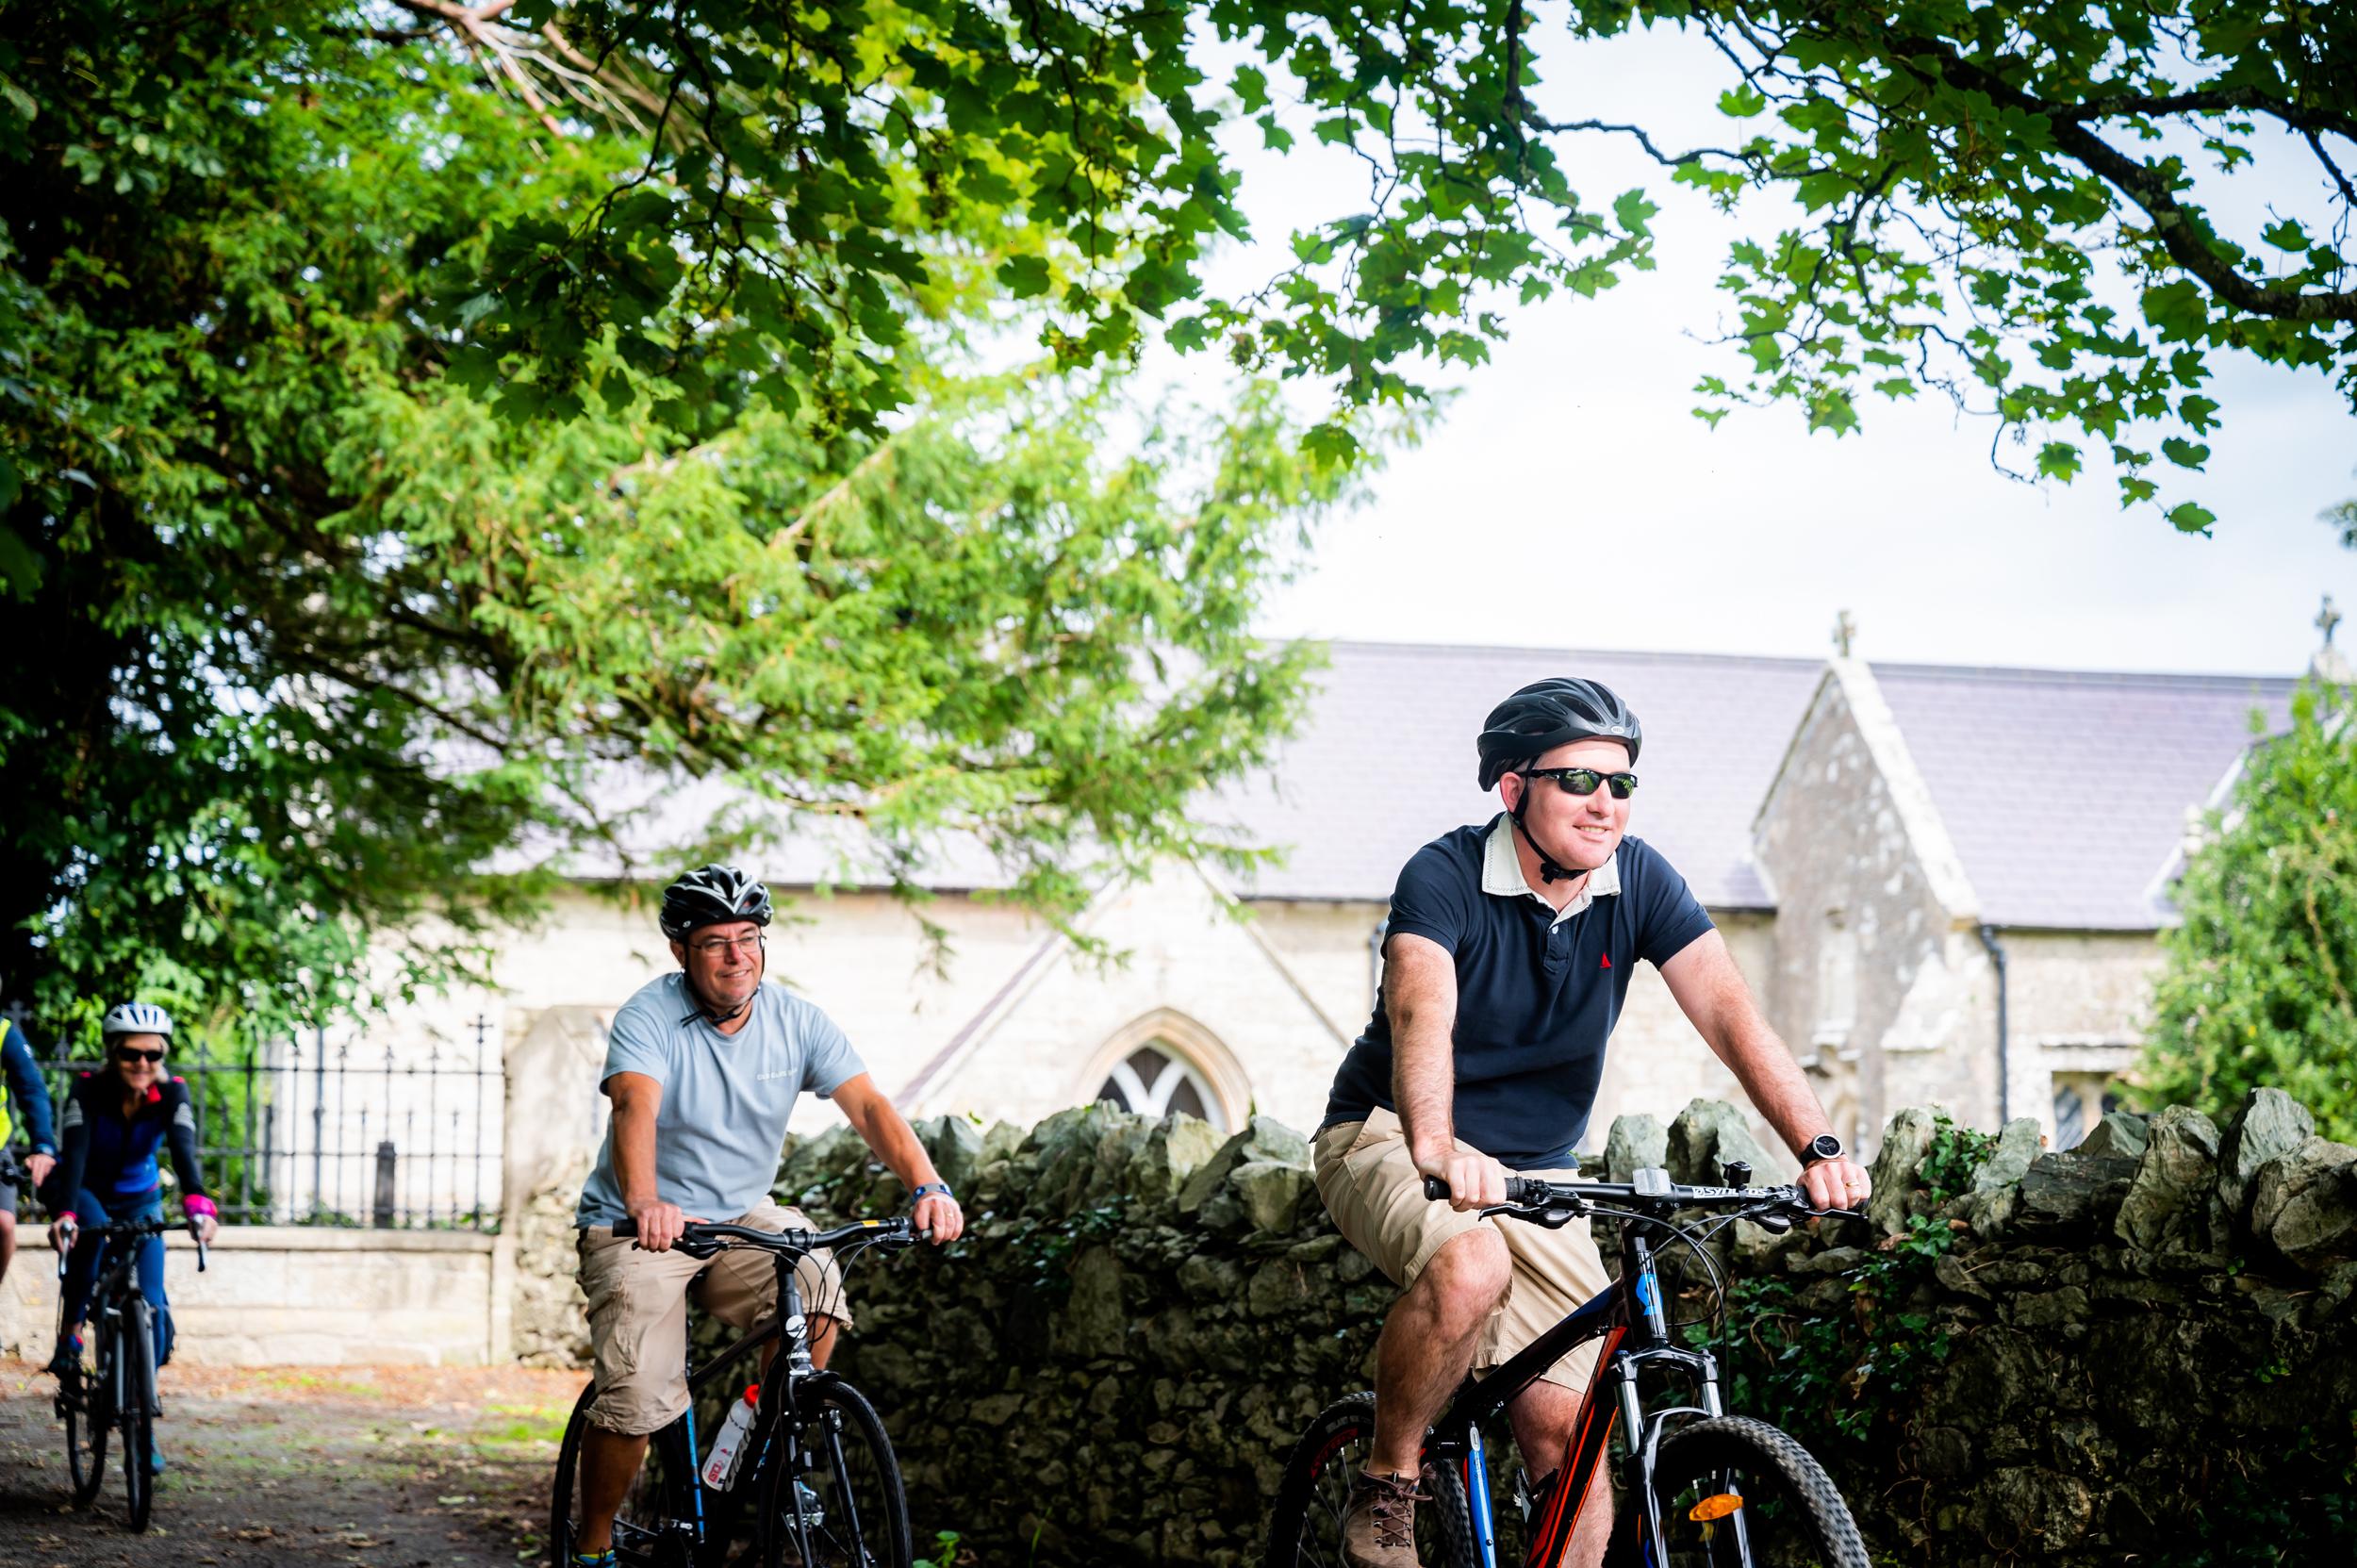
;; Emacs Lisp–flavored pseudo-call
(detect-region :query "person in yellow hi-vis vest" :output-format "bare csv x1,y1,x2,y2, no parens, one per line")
0,1012,60,1288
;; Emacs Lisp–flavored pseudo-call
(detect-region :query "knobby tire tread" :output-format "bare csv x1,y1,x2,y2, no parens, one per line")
1605,1415,1869,1568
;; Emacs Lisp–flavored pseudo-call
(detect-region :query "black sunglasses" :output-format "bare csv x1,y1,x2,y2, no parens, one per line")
114,1047,166,1065
1522,767,1640,801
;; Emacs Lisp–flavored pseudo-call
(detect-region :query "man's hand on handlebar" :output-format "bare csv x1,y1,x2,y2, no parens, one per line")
912,1191,963,1246
623,1197,701,1252
1798,1157,1871,1214
49,1214,77,1255
1420,1147,1509,1213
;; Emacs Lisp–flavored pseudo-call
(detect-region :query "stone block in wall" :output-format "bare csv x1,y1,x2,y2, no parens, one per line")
1865,1107,1938,1234
2249,1135,2357,1274
1175,1115,1310,1215
2114,1105,2226,1254
2013,1151,2140,1240
2217,1087,2316,1230
2077,1109,2149,1160
1603,1113,1667,1183
1664,1098,1773,1186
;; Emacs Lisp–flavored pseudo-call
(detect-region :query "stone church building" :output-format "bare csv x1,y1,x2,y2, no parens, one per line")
415,634,2331,1217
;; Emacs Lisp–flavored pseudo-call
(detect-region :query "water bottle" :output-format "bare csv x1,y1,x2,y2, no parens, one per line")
701,1385,761,1491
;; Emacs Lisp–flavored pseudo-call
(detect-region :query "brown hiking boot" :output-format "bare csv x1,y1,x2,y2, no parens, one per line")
1340,1468,1425,1568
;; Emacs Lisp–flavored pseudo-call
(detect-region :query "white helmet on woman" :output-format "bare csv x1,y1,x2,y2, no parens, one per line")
101,1001,175,1039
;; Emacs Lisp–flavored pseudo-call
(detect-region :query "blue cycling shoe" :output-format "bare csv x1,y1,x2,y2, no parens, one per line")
569,1552,618,1568
149,1441,166,1476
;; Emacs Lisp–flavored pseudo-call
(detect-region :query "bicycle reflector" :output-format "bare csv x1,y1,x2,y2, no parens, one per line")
1689,1493,1745,1522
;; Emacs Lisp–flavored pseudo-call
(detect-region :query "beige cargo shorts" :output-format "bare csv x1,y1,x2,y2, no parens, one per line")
1312,1107,1611,1395
576,1200,850,1435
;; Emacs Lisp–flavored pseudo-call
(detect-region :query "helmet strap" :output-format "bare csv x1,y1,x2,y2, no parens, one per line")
1508,794,1585,887
677,939,760,1028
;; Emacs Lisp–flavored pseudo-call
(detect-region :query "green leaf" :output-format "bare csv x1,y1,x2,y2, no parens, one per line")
996,256,1053,299
2165,501,2217,533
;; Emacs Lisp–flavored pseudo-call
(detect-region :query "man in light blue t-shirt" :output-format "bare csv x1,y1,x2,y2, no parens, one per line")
568,865,964,1568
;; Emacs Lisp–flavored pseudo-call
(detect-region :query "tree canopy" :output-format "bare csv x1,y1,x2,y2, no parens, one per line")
2142,681,2357,1144
90,0,2342,529
0,9,1358,1039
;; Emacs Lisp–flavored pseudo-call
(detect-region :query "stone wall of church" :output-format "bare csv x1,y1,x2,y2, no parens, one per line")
1754,675,1989,1142
1996,932,2165,1141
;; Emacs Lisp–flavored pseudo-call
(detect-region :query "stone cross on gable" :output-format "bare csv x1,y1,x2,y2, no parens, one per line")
2321,595,2343,647
1832,609,1857,658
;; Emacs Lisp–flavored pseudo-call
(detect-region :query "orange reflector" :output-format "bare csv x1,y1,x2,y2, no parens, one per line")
1689,1493,1744,1522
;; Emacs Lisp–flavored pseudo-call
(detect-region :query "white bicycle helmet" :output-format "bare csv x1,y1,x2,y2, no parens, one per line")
100,1000,175,1038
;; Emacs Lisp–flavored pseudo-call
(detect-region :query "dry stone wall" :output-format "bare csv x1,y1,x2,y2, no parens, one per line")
522,1088,2357,1566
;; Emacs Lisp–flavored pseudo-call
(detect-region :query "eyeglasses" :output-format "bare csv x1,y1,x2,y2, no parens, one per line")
114,1048,166,1065
688,933,766,958
1522,767,1640,801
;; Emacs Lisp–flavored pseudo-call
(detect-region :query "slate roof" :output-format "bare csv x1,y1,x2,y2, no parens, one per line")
1206,642,1824,908
1871,663,2294,930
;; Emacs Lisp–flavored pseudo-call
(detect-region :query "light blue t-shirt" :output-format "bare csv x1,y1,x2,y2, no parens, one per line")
575,974,866,1227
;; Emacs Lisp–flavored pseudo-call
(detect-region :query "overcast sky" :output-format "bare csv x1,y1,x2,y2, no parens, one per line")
1145,23,2357,677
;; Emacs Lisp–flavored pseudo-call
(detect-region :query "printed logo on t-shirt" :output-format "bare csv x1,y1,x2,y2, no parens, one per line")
756,1068,796,1082
1599,952,1612,968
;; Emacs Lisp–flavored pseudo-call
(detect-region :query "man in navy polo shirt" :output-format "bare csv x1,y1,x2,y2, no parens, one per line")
1311,677,1871,1568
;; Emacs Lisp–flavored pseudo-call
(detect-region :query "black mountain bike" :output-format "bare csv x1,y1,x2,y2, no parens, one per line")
1268,1164,1871,1568
551,1214,921,1568
53,1213,209,1534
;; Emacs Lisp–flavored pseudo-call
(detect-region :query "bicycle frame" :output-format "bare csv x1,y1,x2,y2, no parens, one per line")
1421,1220,1740,1568
628,1221,898,1566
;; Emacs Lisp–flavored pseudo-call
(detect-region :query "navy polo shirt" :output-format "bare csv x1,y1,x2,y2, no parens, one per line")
1322,817,1716,1169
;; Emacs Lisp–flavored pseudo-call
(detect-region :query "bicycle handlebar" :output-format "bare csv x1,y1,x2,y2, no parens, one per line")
610,1214,922,1255
53,1213,211,1274
1422,1170,1862,1222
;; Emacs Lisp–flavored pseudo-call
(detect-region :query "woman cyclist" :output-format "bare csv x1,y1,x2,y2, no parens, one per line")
41,1001,219,1472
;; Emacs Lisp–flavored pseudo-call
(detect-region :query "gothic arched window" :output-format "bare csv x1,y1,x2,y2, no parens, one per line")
1095,1043,1228,1131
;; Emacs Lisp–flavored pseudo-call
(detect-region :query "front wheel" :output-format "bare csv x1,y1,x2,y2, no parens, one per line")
123,1297,157,1533
1606,1415,1869,1568
62,1325,107,1505
1263,1392,1476,1568
761,1377,910,1568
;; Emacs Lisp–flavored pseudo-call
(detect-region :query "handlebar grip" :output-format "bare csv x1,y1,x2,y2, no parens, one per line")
1423,1175,1541,1203
611,1217,638,1238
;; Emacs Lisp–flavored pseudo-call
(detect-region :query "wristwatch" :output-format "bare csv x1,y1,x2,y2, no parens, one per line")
910,1182,955,1203
1801,1132,1845,1165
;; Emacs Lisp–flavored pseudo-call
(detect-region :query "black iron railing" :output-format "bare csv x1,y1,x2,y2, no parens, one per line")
8,1015,503,1231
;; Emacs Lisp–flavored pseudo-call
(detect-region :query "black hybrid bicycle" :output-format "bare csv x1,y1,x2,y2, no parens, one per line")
53,1212,209,1534
1268,1164,1871,1568
551,1213,921,1568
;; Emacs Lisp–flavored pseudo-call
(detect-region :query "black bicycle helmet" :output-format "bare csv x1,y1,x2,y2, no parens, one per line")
659,864,774,941
1475,677,1642,789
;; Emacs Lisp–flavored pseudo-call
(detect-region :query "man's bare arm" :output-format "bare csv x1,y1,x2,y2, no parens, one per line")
604,1071,693,1250
1386,933,1505,1210
831,1073,964,1245
1657,931,1871,1209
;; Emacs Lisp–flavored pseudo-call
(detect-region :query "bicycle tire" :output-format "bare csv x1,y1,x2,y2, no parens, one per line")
1605,1415,1869,1568
63,1325,107,1505
124,1296,157,1533
760,1377,910,1568
550,1383,701,1567
1264,1392,1477,1568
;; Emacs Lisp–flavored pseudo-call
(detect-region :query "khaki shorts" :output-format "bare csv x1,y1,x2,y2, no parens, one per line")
1313,1107,1611,1395
576,1201,851,1436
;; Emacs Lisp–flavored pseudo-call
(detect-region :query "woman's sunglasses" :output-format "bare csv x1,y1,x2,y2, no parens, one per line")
114,1047,166,1065
1522,767,1640,801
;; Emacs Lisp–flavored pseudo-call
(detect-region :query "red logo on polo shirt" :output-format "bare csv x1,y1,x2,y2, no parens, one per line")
1599,952,1612,968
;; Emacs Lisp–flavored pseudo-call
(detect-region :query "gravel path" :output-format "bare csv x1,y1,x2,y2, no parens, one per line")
0,1359,586,1567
